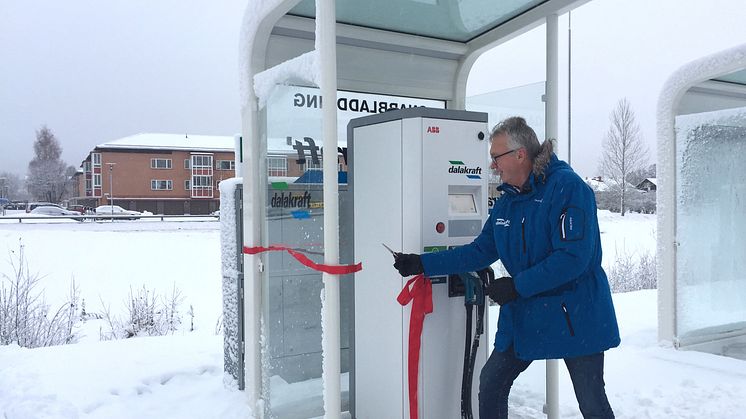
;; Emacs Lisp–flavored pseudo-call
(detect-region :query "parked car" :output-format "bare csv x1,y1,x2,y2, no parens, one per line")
68,205,94,214
30,205,83,221
7,201,28,210
94,205,142,219
26,202,63,213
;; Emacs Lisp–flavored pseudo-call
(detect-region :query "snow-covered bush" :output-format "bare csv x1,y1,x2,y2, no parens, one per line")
100,284,185,339
634,252,657,290
625,190,657,214
607,250,657,293
595,189,656,214
0,242,79,347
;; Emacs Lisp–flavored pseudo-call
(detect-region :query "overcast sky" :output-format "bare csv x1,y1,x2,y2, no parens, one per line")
2,0,745,178
467,0,746,176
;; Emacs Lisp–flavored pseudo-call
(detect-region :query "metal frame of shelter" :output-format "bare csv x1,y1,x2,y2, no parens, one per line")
239,1,589,417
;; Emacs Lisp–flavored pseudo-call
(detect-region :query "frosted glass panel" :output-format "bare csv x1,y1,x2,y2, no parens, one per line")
261,85,443,417
675,106,746,339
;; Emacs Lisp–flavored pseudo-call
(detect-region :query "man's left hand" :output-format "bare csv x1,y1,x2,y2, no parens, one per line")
486,277,518,305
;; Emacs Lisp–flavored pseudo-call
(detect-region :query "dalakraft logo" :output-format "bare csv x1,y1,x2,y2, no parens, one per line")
448,160,482,179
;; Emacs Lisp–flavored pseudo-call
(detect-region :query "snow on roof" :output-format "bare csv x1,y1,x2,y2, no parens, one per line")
584,177,609,192
96,133,234,152
96,133,296,154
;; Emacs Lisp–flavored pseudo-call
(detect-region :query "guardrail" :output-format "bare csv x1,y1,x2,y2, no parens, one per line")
0,214,220,223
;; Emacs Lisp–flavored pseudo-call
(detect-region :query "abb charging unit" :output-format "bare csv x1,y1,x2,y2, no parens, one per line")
349,107,490,418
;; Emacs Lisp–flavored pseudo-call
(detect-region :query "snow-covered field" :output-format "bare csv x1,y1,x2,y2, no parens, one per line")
1,211,745,418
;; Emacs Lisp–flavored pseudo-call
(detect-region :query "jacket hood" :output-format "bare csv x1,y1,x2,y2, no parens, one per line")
544,153,571,178
498,153,570,195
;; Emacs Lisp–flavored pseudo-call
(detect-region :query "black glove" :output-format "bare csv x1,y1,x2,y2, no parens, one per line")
486,276,518,305
393,253,424,277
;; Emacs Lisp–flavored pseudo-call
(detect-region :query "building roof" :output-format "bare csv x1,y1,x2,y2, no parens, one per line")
584,177,608,192
96,133,235,153
94,133,297,154
636,178,657,188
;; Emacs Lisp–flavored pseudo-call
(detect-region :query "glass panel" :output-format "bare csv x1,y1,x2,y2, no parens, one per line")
712,68,746,86
289,0,547,42
263,85,443,417
466,81,545,207
675,105,746,341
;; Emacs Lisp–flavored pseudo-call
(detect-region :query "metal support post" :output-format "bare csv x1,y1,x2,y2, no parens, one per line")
318,0,341,417
544,13,560,419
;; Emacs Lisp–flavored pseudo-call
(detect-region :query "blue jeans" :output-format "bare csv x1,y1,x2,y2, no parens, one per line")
478,348,614,419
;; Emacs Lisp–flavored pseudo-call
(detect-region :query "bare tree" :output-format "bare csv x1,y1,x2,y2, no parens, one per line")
600,98,648,216
26,126,73,203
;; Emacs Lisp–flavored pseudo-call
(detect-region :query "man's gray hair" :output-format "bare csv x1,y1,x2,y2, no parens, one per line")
490,116,556,179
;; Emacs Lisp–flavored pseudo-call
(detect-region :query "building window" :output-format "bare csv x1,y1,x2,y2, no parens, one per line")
304,158,322,170
192,155,212,167
184,180,191,190
151,180,173,190
192,176,211,187
267,156,288,176
151,158,172,169
83,161,91,172
217,160,235,170
184,159,190,169
93,174,102,188
92,153,102,167
85,179,92,190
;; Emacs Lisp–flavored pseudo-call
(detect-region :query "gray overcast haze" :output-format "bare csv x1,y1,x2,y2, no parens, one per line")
2,0,746,178
0,0,245,174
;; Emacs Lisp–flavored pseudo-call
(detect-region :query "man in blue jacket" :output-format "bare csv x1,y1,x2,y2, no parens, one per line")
394,116,619,419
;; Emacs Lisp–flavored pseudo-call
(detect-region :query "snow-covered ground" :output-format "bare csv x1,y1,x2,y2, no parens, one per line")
1,212,745,418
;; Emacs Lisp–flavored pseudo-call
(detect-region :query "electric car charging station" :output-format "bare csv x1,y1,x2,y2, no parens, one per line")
233,1,589,417
349,107,490,418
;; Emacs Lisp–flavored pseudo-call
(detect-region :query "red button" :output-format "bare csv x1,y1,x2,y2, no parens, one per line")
436,222,445,233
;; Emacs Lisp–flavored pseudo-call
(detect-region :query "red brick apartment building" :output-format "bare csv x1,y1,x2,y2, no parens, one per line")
72,133,347,215
71,134,236,214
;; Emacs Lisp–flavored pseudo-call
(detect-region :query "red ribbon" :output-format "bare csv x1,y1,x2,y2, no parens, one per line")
397,274,433,419
242,245,362,275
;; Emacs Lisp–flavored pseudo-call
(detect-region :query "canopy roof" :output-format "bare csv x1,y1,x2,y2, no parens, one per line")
288,0,548,42
253,0,588,107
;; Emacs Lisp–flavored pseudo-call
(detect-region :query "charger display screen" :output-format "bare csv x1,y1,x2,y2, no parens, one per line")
448,193,477,214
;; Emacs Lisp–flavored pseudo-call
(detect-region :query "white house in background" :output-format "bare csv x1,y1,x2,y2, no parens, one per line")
585,176,641,192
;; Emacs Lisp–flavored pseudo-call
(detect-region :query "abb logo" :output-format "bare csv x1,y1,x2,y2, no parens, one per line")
427,126,440,134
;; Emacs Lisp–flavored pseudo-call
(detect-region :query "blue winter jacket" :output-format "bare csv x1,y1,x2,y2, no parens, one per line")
421,154,620,360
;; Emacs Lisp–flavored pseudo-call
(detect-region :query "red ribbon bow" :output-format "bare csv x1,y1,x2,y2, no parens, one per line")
397,274,433,419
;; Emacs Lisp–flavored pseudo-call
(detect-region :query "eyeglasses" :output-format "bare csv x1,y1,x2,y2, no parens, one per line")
490,149,517,165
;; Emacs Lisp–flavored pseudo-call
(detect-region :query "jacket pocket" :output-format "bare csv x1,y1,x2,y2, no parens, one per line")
518,295,577,347
561,302,576,337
